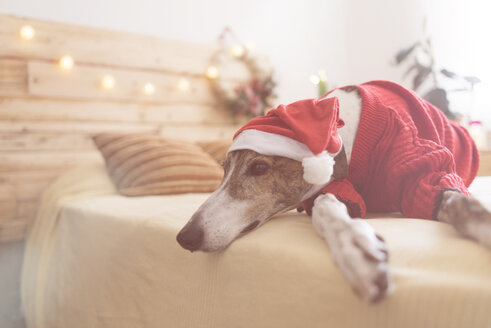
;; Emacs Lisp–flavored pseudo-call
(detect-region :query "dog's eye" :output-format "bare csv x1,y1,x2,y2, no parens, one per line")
249,161,270,176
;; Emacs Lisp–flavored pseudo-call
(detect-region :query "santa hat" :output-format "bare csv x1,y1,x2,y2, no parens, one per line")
228,97,345,185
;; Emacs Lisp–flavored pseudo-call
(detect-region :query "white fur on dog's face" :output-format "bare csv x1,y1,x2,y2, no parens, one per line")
180,150,313,252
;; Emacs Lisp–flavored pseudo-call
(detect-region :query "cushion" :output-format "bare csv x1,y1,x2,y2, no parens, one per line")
92,133,223,196
196,139,232,164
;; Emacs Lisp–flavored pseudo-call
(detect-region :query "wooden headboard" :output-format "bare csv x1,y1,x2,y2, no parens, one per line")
0,15,251,242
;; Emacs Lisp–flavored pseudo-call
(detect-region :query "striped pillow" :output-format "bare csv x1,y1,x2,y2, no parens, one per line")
92,133,223,196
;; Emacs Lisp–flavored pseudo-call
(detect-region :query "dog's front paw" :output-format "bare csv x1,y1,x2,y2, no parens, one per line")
327,219,392,302
439,191,491,248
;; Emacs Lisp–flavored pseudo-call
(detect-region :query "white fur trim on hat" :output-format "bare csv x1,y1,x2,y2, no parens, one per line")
302,151,334,185
228,129,338,185
228,129,312,161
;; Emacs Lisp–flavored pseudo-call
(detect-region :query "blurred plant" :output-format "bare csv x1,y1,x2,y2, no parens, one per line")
394,25,481,120
310,70,328,97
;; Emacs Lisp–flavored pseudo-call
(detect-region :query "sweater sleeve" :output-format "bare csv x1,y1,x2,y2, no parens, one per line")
301,178,367,218
400,171,469,220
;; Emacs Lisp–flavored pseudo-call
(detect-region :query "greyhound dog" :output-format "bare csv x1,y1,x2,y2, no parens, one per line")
177,81,490,302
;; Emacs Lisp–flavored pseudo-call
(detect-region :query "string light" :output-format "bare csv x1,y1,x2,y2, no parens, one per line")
100,75,116,90
17,27,252,95
206,66,219,79
230,44,245,58
318,69,327,82
58,55,74,71
143,82,155,95
310,75,320,85
245,42,255,51
19,25,35,40
16,26,254,94
177,78,190,92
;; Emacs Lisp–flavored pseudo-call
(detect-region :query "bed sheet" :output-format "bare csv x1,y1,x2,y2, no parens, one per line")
21,165,491,328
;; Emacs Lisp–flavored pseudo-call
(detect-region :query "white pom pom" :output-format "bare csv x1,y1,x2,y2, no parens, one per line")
302,151,334,184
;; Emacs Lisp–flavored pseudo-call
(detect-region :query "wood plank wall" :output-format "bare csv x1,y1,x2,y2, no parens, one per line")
0,14,250,242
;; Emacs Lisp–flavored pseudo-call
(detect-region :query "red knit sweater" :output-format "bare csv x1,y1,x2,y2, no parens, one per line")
302,81,480,220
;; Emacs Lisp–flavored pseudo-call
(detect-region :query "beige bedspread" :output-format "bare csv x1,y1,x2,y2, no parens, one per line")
22,165,491,328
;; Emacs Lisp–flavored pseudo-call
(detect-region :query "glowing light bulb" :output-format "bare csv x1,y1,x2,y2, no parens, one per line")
143,83,155,95
100,75,116,89
230,44,245,58
177,78,190,92
318,69,327,81
58,55,74,71
245,42,255,51
206,66,219,79
310,75,320,85
19,25,35,40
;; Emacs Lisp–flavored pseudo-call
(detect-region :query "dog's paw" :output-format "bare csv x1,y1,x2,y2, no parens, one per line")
327,219,392,302
312,193,392,302
440,192,491,248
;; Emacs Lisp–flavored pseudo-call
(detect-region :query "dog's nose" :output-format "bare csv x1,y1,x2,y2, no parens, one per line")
176,224,204,252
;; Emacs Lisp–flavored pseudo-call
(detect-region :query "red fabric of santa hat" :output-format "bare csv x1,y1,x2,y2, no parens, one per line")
228,97,345,185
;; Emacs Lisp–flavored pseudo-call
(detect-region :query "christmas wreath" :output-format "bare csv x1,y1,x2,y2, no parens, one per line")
206,29,276,118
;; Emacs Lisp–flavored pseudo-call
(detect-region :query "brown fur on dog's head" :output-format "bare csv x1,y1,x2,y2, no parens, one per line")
223,149,312,214
176,149,313,252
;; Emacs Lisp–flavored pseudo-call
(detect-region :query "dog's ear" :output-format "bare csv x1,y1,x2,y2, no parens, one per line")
333,147,348,179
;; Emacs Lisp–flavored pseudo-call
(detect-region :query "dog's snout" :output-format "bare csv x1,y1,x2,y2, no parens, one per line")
176,224,204,252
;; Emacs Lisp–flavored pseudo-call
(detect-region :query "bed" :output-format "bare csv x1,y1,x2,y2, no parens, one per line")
21,164,491,328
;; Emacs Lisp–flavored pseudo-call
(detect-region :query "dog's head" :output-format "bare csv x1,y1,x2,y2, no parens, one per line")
177,96,345,252
176,149,314,252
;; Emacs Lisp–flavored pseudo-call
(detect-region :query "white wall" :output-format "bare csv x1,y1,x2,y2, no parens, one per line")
1,0,490,114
